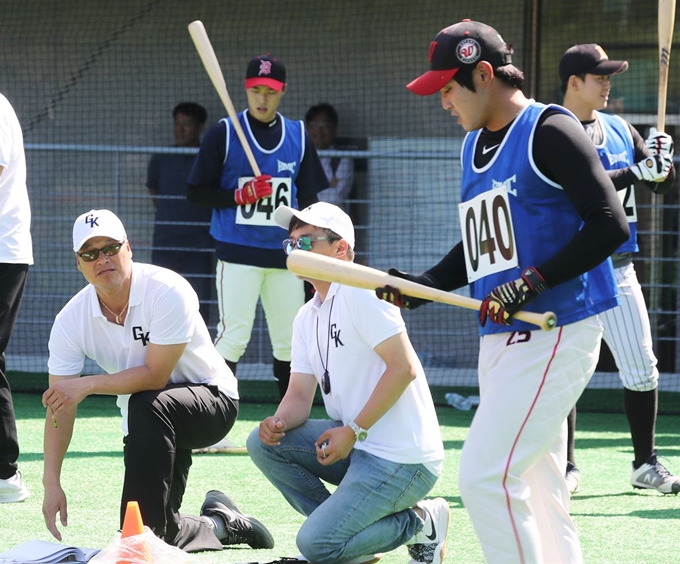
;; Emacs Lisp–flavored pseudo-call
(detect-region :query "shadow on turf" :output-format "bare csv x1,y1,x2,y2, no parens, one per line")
18,451,122,462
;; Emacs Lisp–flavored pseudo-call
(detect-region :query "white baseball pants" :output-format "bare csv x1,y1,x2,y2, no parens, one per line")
214,260,304,363
459,315,604,564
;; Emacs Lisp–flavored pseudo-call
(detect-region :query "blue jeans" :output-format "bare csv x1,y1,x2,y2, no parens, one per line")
247,419,438,563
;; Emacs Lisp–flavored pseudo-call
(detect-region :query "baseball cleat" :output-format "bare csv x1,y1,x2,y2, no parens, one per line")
201,489,275,548
406,497,450,564
631,454,680,494
0,471,29,503
565,461,581,495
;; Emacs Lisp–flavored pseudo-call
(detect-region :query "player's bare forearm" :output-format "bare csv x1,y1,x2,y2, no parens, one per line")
352,333,418,431
68,342,184,401
272,372,316,431
42,404,76,489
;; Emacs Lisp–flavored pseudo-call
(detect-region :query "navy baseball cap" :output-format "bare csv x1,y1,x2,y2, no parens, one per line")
245,54,286,91
559,44,628,85
407,19,513,96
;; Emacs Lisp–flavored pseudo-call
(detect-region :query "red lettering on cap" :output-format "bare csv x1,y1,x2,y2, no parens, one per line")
259,60,272,76
428,41,437,62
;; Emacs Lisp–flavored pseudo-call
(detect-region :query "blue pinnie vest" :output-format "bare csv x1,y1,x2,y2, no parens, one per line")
593,112,638,253
460,102,618,335
210,111,304,249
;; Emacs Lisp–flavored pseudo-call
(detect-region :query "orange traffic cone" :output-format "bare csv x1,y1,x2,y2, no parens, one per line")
117,501,151,564
121,501,145,538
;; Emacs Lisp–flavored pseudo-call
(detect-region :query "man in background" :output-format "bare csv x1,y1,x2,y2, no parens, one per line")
559,43,679,495
0,92,32,504
305,103,354,212
147,102,213,324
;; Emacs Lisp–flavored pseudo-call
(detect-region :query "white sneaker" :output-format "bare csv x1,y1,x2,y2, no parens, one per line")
631,454,680,494
0,471,30,503
406,498,449,564
192,436,238,454
565,461,581,495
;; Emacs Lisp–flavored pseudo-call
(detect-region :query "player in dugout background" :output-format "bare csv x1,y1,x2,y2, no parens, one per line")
187,53,327,400
559,43,679,496
377,19,629,564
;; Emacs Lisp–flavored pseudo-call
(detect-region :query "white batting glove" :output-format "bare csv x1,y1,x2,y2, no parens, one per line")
645,127,675,157
630,154,673,182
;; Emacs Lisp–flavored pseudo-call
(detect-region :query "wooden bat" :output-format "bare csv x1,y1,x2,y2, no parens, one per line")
188,20,261,176
658,0,676,131
286,252,557,331
650,0,676,328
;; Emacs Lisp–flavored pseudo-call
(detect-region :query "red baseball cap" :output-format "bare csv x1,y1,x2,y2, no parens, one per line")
245,54,286,91
407,20,513,96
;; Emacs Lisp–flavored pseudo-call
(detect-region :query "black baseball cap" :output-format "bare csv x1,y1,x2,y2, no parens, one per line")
407,19,513,96
245,54,286,91
559,44,628,85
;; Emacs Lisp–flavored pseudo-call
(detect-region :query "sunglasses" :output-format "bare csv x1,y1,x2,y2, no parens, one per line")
77,241,125,262
282,235,339,255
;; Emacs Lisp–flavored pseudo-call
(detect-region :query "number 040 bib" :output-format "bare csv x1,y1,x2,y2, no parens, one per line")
459,186,519,283
235,177,292,226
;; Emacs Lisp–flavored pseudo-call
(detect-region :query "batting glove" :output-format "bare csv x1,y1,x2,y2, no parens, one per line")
375,268,432,310
630,154,673,183
479,266,547,327
235,174,273,205
645,127,674,157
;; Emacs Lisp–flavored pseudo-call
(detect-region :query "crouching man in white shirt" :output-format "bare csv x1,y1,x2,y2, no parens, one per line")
42,209,274,552
247,202,449,564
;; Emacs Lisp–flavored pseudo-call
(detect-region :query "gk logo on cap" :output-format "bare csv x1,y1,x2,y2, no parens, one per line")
86,214,99,228
457,38,482,64
259,60,272,75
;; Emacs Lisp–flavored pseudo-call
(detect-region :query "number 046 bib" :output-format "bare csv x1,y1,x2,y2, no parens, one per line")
459,186,519,283
235,177,292,226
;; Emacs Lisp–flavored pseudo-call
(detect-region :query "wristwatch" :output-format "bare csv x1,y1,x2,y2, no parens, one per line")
347,420,368,442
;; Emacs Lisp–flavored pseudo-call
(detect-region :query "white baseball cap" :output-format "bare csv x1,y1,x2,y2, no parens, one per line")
72,209,127,252
273,202,355,249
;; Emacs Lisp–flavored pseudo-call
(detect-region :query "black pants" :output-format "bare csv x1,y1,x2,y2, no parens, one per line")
122,383,238,552
0,263,28,480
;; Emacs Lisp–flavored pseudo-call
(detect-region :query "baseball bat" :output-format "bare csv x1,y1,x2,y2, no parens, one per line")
657,0,676,131
286,252,557,331
188,20,261,176
650,0,677,329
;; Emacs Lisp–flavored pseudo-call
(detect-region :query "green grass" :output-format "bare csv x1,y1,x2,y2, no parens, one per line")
1,394,679,563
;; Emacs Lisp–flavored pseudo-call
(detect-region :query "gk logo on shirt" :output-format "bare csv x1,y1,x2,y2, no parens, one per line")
330,323,344,347
133,326,150,346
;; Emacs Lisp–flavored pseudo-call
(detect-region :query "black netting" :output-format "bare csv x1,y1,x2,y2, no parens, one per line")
3,1,679,409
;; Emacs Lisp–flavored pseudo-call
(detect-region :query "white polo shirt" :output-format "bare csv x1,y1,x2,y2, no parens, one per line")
48,262,238,434
291,282,444,474
0,93,32,264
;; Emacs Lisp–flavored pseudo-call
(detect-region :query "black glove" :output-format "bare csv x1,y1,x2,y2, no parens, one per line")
479,266,547,326
375,268,433,310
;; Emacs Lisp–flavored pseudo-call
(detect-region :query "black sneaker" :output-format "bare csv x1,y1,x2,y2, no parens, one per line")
201,490,275,548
